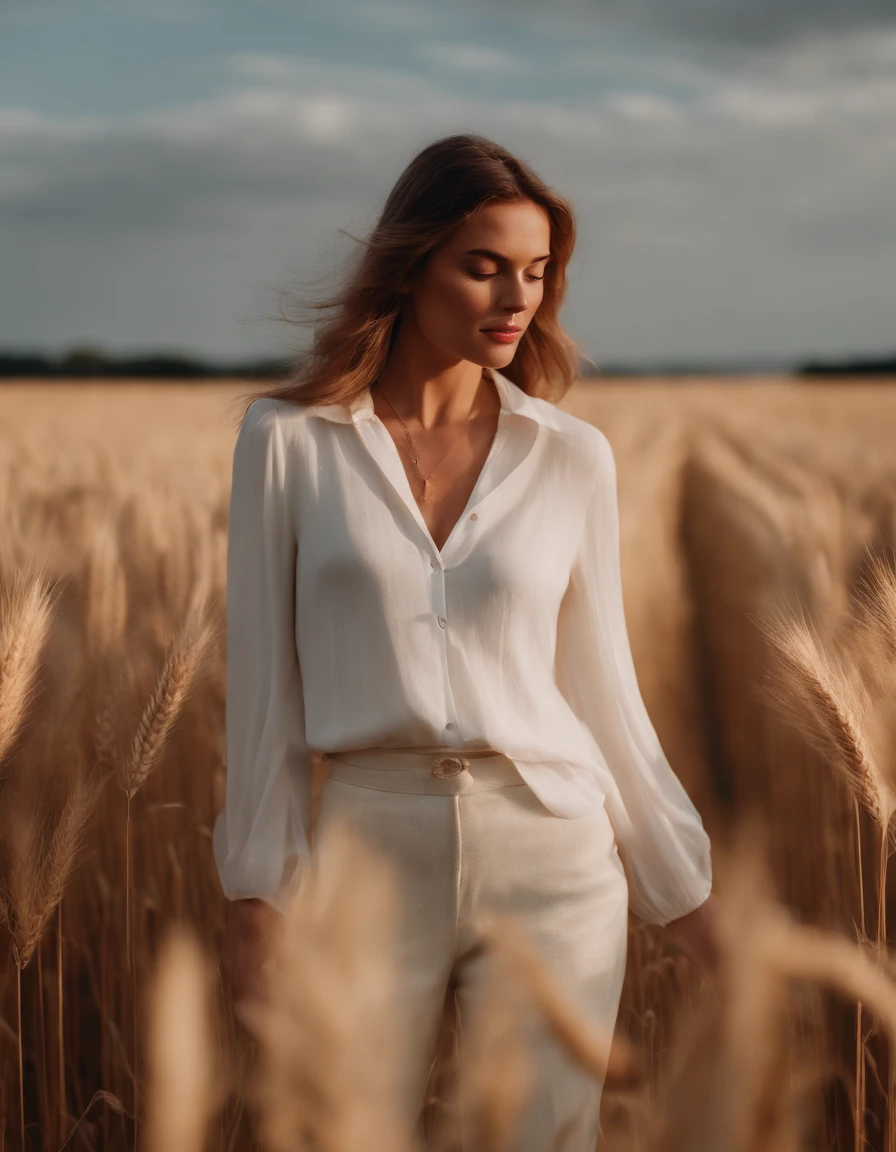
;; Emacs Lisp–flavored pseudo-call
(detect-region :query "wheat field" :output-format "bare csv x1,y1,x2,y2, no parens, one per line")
3,376,896,1151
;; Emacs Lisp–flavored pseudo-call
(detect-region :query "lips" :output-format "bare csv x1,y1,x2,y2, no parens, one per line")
483,326,521,333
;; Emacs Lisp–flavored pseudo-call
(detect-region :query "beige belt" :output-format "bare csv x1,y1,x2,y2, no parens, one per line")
324,746,527,795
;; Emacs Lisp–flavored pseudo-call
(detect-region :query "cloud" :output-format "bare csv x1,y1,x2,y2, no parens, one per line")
458,0,896,50
604,92,684,124
0,28,894,359
635,0,896,49
0,66,444,234
417,42,524,72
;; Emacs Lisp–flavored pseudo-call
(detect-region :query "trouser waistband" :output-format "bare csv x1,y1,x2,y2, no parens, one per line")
324,747,527,795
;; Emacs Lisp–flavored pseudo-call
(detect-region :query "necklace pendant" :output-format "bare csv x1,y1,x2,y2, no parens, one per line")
419,478,433,503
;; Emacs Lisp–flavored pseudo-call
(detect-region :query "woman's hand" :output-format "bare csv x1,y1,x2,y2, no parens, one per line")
664,891,722,975
224,897,281,1009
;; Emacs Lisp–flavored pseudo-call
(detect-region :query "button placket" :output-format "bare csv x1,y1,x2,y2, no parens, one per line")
429,553,459,739
430,557,447,627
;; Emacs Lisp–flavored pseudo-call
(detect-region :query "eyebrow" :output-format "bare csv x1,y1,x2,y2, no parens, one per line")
465,248,551,264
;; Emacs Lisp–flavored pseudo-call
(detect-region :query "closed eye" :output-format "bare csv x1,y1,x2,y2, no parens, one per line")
468,272,544,282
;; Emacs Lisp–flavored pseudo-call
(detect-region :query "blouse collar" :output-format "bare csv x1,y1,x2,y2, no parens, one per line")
304,368,545,427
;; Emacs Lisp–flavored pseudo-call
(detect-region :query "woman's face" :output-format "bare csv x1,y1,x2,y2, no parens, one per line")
402,198,552,371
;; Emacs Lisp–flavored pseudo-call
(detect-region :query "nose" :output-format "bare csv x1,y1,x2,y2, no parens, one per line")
501,288,529,314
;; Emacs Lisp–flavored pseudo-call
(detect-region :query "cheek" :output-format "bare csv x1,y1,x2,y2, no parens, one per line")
417,273,489,335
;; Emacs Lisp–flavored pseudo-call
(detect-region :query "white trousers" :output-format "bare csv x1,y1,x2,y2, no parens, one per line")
314,747,630,1152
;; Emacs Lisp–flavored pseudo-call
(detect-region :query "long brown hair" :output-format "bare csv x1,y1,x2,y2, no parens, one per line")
234,133,583,425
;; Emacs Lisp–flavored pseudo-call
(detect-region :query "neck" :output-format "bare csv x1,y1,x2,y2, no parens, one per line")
374,363,495,430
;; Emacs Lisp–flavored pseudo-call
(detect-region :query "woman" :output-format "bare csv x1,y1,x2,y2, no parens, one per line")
214,133,718,1148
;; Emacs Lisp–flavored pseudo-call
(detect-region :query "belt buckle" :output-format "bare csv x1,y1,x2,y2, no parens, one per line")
431,755,469,778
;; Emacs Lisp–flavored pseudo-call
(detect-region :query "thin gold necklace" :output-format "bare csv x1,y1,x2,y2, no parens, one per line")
375,373,485,505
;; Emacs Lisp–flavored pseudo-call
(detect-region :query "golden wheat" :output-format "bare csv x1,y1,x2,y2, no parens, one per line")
238,815,412,1152
142,924,217,1152
757,606,896,835
0,570,57,768
3,378,896,1150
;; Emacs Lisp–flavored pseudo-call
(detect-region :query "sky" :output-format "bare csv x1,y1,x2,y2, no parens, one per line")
1,0,894,368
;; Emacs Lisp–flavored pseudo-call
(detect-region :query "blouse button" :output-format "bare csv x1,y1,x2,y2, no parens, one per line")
470,512,478,521
445,722,455,730
437,615,447,629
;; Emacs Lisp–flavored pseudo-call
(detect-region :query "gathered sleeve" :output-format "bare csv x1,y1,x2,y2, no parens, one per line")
554,429,713,926
212,401,312,913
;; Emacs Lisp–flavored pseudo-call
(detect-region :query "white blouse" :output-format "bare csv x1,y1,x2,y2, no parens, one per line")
212,368,713,925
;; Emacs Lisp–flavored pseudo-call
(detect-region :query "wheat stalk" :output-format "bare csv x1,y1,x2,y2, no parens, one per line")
755,607,887,1150
83,516,128,661
120,614,214,800
651,819,801,1152
851,550,896,682
756,605,895,835
758,916,896,1047
0,570,57,767
142,925,217,1152
0,763,100,1152
238,816,411,1152
116,608,214,1150
719,823,798,1152
432,941,535,1152
18,767,102,969
428,911,643,1152
471,913,643,1093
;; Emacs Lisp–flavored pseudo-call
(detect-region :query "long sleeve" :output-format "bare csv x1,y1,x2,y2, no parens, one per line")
212,400,312,913
554,429,713,926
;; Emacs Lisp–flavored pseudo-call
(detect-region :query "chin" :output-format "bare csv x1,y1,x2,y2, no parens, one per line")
476,343,517,365
459,337,517,372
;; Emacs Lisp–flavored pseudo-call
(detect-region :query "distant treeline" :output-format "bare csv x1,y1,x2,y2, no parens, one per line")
0,347,894,380
0,348,295,380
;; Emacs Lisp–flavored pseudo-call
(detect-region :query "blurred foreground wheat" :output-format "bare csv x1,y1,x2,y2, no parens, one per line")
3,377,896,1150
